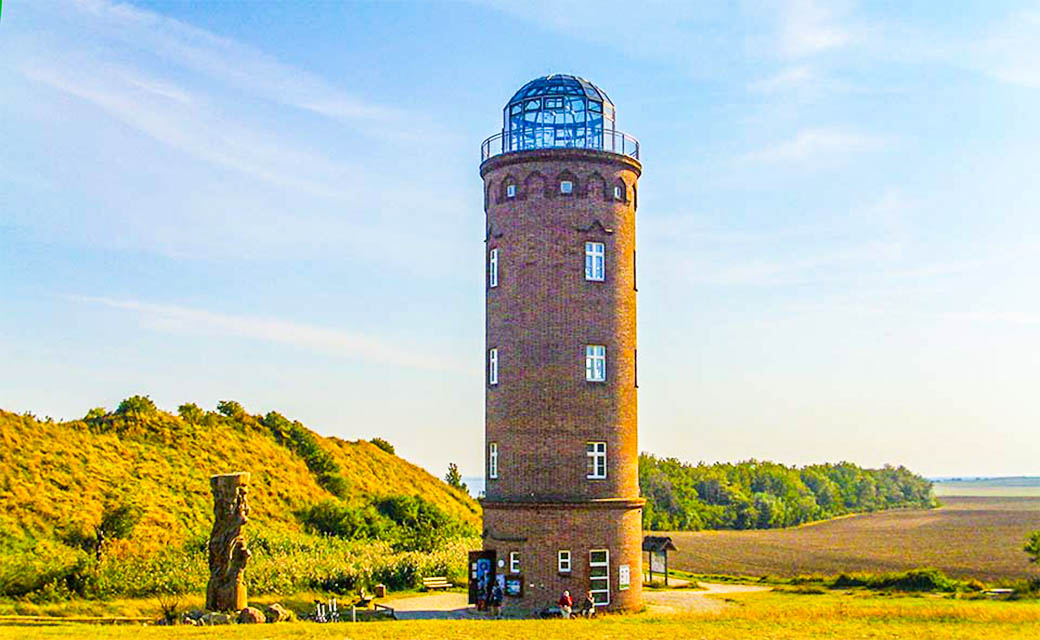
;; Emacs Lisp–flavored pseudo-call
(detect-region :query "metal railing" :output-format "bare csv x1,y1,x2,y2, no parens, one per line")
481,129,640,162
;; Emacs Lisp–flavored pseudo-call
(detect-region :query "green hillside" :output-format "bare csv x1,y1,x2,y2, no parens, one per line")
0,398,481,600
0,400,479,551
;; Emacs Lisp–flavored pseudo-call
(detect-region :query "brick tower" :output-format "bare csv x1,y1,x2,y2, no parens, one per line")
478,74,643,613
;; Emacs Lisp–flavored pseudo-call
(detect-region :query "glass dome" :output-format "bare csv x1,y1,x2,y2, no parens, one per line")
482,74,638,161
503,74,615,153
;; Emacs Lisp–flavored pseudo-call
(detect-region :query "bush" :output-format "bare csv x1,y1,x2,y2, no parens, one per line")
370,438,395,455
116,395,157,417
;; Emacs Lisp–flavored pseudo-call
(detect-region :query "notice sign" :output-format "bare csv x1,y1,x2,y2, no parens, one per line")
651,551,666,574
618,564,630,591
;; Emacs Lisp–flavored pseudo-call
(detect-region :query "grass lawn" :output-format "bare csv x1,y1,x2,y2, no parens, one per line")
2,591,1040,640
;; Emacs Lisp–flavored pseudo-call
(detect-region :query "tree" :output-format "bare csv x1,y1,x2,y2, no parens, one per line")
216,400,245,418
370,437,395,455
93,502,142,561
177,403,205,424
116,395,157,418
444,463,467,492
1026,531,1040,565
83,407,107,423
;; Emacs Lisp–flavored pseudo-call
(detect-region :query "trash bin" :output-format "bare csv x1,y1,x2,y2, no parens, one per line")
374,584,386,598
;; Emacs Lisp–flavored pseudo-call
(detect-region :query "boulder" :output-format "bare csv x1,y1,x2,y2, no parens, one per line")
237,606,266,624
264,603,292,623
200,612,231,625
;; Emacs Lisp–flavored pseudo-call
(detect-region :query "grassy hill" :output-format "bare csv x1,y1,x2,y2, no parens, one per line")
0,399,480,599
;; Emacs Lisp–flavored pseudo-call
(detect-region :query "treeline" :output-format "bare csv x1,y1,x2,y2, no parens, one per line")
640,454,936,531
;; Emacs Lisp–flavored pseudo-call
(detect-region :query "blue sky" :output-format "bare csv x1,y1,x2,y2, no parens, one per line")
2,0,1039,479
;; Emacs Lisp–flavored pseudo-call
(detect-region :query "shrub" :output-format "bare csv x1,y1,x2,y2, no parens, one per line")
116,395,157,417
370,438,395,455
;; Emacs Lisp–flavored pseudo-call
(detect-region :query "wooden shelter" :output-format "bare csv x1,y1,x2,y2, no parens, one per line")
642,535,677,586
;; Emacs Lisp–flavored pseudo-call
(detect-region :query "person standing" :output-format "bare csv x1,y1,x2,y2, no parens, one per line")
557,590,573,618
580,590,596,618
490,581,504,618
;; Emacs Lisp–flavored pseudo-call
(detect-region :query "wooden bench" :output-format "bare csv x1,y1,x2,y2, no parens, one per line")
422,576,453,591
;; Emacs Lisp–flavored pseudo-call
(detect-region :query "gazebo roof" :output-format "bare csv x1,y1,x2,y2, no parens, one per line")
642,535,677,552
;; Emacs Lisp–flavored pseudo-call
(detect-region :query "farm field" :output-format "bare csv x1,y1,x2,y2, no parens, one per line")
663,496,1040,581
2,591,1039,640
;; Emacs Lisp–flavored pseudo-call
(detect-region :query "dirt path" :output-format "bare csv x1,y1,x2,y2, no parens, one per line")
390,592,471,620
386,583,770,619
644,583,772,614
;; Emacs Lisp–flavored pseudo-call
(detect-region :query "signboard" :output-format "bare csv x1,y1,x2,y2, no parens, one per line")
468,550,496,605
651,551,666,574
505,574,523,597
618,564,630,591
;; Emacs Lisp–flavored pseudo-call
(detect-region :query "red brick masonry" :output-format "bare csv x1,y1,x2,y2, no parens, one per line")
481,148,643,612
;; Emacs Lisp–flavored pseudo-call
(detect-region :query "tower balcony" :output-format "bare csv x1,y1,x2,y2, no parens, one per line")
481,128,640,163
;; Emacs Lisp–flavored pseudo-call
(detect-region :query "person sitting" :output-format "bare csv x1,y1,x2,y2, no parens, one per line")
579,590,596,618
557,590,573,618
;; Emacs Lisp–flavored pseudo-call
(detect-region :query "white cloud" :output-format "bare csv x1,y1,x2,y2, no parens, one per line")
21,61,356,200
776,0,852,58
749,66,813,92
74,297,466,373
742,128,889,163
974,10,1040,88
70,0,404,125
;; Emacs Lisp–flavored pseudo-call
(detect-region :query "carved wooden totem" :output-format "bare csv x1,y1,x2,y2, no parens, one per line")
206,472,251,611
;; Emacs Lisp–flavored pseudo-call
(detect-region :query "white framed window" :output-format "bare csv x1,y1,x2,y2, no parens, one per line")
560,180,573,195
488,442,498,479
506,184,517,198
558,550,571,573
585,242,604,281
488,348,499,385
510,551,521,574
589,549,610,605
585,345,606,382
586,442,607,479
613,184,624,200
489,248,499,288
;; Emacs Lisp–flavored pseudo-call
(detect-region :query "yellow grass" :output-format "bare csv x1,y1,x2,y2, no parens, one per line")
2,592,1039,640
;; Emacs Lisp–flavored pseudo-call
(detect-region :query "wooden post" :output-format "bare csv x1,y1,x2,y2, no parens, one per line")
664,551,669,587
351,605,357,622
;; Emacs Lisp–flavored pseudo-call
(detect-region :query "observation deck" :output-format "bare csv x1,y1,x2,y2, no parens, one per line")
480,74,640,162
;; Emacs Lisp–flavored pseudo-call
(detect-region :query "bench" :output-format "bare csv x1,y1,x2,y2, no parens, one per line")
422,576,453,591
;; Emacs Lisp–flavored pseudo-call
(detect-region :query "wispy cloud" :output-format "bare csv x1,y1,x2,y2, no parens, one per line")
742,127,890,163
73,296,466,373
749,66,814,93
973,10,1040,88
21,61,355,199
71,0,403,125
776,0,852,58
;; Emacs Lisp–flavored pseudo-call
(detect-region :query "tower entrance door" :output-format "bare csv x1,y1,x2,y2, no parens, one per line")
468,550,497,605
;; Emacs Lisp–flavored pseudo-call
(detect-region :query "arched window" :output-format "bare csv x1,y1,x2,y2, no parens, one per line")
613,179,627,202
557,171,578,197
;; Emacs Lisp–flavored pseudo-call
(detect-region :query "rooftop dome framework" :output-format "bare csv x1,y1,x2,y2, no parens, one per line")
482,74,639,160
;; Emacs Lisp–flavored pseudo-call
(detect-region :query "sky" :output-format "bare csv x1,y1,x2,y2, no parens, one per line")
1,0,1039,480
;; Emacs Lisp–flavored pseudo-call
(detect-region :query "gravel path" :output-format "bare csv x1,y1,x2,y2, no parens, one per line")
386,583,771,620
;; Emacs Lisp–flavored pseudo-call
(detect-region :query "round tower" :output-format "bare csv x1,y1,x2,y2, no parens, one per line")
479,74,643,613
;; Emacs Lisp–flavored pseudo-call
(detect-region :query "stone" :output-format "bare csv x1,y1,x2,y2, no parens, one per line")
264,603,291,623
205,472,252,612
200,612,231,626
237,606,266,624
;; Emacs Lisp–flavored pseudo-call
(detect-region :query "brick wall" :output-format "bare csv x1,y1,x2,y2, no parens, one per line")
480,148,643,612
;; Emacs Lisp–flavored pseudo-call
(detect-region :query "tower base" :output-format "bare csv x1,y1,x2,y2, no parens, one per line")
481,499,643,614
